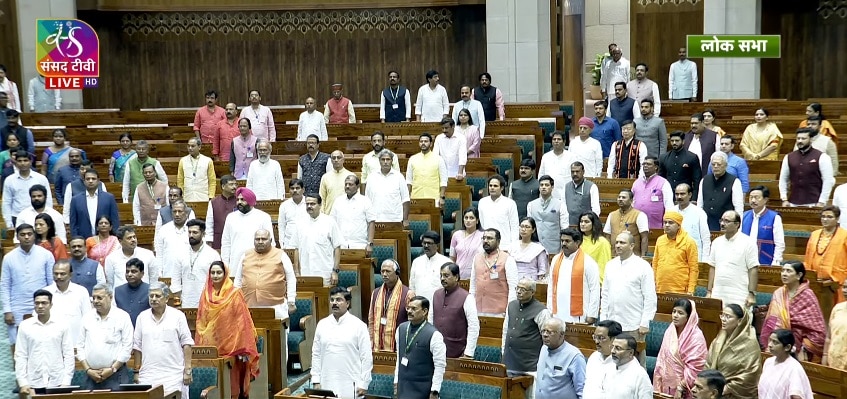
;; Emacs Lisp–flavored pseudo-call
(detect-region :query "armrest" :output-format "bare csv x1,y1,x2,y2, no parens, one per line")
200,386,218,399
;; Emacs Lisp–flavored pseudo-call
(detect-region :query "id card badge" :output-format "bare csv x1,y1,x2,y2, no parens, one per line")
401,357,409,366
392,104,399,109
489,271,500,280
380,317,388,325
651,195,659,202
247,151,254,158
154,204,162,210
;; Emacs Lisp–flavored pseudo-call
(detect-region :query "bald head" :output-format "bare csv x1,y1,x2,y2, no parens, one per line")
254,229,273,253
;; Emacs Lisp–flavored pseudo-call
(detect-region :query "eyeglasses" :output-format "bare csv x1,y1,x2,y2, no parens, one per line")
719,218,739,224
719,313,736,320
592,335,609,342
421,242,436,247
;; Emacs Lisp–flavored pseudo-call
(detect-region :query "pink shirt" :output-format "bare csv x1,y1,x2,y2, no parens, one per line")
193,105,226,144
215,118,240,161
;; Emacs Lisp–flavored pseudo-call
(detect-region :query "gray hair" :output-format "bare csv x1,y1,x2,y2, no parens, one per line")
542,317,565,333
377,149,395,160
148,281,172,297
710,151,728,164
188,137,202,146
518,277,537,293
256,138,272,150
92,283,113,297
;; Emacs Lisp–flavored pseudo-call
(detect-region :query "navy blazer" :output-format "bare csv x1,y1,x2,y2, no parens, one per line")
69,190,120,237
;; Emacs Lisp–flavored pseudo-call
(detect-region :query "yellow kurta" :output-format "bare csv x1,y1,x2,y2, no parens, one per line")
827,302,847,370
740,122,783,161
652,230,699,294
318,167,353,214
407,152,444,201
177,154,217,201
581,236,611,284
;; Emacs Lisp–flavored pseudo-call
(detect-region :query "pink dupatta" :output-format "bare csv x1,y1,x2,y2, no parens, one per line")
653,300,709,398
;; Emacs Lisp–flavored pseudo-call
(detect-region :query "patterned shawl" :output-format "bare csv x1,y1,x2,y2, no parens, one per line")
760,283,826,360
653,300,708,398
707,309,762,398
369,282,407,351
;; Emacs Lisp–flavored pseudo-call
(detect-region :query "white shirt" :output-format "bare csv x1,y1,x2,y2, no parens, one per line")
687,134,720,170
430,290,480,357
379,87,412,120
154,209,196,236
42,282,91,347
233,249,297,306
291,213,343,284
365,169,410,222
63,182,107,224
239,104,276,141
450,99,487,138
538,150,574,199
171,244,221,308
697,175,744,216
433,132,468,177
601,358,653,399
178,154,214,202
602,209,649,235
415,84,450,122
76,307,134,369
221,208,275,267
133,307,194,397
833,183,847,228
154,221,190,278
361,150,400,185
14,315,75,388
668,59,698,99
468,250,519,308
104,247,159,289
670,204,712,262
408,252,452,305
606,139,649,179
121,157,167,203
746,208,785,265
599,255,657,331
547,250,600,323
2,170,53,227
583,351,615,399
709,232,759,307
501,300,550,365
568,137,604,177
331,193,376,249
278,197,307,249
247,158,285,200
393,323,447,392
478,195,520,248
297,110,328,141
15,206,67,244
778,150,835,205
600,56,631,96
311,312,373,399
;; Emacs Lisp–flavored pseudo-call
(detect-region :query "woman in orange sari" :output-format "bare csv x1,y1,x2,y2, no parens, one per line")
805,205,847,304
85,216,120,268
34,213,68,261
653,298,708,398
196,261,259,399
760,261,826,362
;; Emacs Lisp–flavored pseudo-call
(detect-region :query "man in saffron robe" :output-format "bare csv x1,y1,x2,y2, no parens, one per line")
368,259,414,352
805,205,847,304
323,83,356,124
652,211,699,294
631,156,674,229
547,227,600,324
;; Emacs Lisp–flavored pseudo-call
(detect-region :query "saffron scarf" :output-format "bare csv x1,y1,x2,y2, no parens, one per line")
551,249,585,316
370,283,405,351
760,283,826,360
653,300,708,397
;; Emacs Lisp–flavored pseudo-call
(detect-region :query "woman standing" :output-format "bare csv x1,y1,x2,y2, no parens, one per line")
799,103,837,142
653,299,708,398
740,108,783,161
450,207,484,279
757,329,814,399
34,213,68,261
702,109,726,137
804,206,847,304
578,212,612,284
40,129,72,183
706,304,762,398
109,133,136,183
85,216,120,268
455,108,481,158
509,217,548,281
195,261,259,399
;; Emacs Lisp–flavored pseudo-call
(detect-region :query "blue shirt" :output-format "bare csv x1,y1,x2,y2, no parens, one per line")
0,245,55,342
535,342,586,399
708,152,750,193
592,117,622,158
54,164,81,199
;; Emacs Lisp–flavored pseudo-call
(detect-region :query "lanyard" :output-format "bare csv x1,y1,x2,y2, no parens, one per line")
389,86,399,102
405,322,426,353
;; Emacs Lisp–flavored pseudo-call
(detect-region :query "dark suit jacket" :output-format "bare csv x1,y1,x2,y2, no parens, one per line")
684,129,719,173
69,190,119,237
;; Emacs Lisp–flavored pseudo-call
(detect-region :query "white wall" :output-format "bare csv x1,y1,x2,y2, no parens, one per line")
703,0,761,100
584,0,631,74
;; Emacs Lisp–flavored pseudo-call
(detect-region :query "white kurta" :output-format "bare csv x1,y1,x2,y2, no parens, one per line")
278,198,307,249
450,99,487,138
568,137,604,178
43,282,91,347
709,232,759,307
311,312,373,399
546,250,600,323
133,307,194,398
154,222,190,279
583,351,615,399
477,195,520,249
330,193,376,249
14,316,74,388
601,359,653,399
291,213,343,284
668,59,698,99
178,154,215,202
360,150,400,185
365,169,410,222
599,255,657,332
297,110,328,141
220,208,275,267
433,132,468,177
408,252,451,305
171,245,221,308
76,307,134,369
415,84,450,122
246,159,285,200
105,247,158,289
538,150,574,200
670,204,712,262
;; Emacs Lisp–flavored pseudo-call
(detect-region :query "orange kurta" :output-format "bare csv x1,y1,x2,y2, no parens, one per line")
652,230,699,294
805,228,847,303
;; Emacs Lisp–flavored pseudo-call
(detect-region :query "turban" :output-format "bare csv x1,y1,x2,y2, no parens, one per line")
578,117,595,129
236,187,257,207
663,211,683,226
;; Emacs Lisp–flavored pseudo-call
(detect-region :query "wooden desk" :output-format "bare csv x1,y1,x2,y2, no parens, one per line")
24,385,175,399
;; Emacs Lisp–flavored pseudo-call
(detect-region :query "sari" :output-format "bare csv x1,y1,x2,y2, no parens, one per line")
39,237,69,261
581,236,612,284
707,309,762,398
42,146,72,183
86,235,120,268
450,229,483,279
740,122,783,161
759,283,826,361
111,149,136,182
653,300,708,398
195,265,259,398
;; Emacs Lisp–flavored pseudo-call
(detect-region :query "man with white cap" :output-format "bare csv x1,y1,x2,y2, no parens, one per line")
324,83,356,124
568,117,604,178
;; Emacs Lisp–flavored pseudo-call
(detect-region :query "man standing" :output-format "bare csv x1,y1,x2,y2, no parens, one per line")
234,230,297,320
660,131,702,201
132,163,169,226
406,133,448,207
478,175,520,248
239,90,276,141
415,70,450,123
312,287,373,398
121,140,167,202
409,231,451,305
246,139,285,200
332,175,376,250
803,115,839,175
708,210,759,308
319,151,352,215
608,83,636,127
133,282,194,399
394,296,447,399
600,46,630,99
527,175,568,254
278,179,308,248
297,134,331,194
603,189,650,257
699,152,744,231
606,120,647,179
193,90,226,144
154,201,191,279
27,75,62,112
600,232,657,343
53,148,83,199
470,228,519,316
361,131,400,192
291,193,343,286
509,159,540,221
633,99,668,158
432,263,479,359
502,278,552,377
535,318,586,399
450,85,486,138
205,175,238,250
380,71,411,123
178,137,216,202
668,47,698,101
114,258,150,327
779,128,835,207
171,219,221,308
709,135,750,193
473,72,505,122
2,150,52,227
602,334,653,398
366,149,410,224
77,284,134,390
14,290,74,395
671,183,712,262
433,117,467,179
631,156,674,229
15,184,65,244
155,188,196,233
570,117,604,178
538,131,573,200
547,228,600,323
230,119,258,179
1,224,54,343
43,260,91,345
323,83,356,124
221,187,275,268
69,236,106,295
213,103,240,162
583,320,622,398
591,101,622,159
652,211,699,295
105,226,158,289
627,63,662,116
742,186,785,266
685,113,720,173
297,97,328,141
369,259,413,352
69,169,119,238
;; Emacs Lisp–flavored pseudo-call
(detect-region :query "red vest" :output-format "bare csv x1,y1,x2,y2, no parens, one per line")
210,194,237,249
327,97,351,124
432,286,469,358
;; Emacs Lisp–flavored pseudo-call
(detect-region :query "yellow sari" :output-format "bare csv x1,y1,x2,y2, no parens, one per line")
581,236,612,284
740,122,783,161
706,309,762,398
